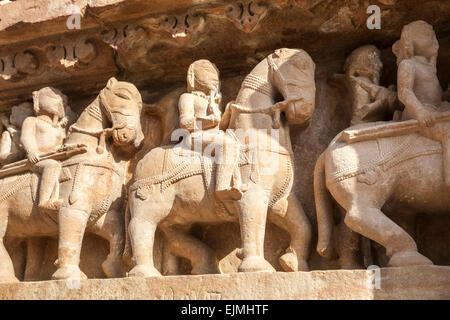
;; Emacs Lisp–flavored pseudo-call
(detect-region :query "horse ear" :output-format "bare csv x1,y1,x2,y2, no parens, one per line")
106,77,118,89
32,90,40,115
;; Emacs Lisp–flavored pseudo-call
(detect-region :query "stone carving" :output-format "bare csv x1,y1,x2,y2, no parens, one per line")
315,21,449,268
344,45,397,125
226,1,267,33
0,78,143,282
46,39,97,69
21,87,67,211
101,25,148,52
160,12,205,45
0,51,39,81
127,49,315,277
0,102,33,165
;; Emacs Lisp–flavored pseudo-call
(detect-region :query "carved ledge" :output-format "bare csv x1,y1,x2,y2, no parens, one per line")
0,266,448,300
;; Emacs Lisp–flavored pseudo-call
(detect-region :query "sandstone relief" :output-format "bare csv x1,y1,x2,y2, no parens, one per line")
0,0,448,301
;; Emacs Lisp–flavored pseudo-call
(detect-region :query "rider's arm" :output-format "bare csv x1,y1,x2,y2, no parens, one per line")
178,93,196,132
397,59,434,127
220,102,232,130
20,117,40,163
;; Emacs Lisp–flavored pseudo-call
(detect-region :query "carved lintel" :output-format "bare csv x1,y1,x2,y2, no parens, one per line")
160,11,205,45
226,1,267,33
0,51,39,81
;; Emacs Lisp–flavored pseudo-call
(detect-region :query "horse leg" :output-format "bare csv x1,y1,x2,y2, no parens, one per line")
89,207,125,278
237,186,275,273
268,193,311,272
52,207,89,280
336,219,363,269
162,226,220,275
127,192,172,278
344,202,433,267
0,208,18,283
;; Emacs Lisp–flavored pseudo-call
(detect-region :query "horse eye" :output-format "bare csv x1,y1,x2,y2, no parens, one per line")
114,92,130,100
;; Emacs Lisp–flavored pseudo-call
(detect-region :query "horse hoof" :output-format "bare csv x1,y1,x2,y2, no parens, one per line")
52,265,87,280
279,252,309,272
238,256,275,273
127,265,161,278
102,258,124,278
388,251,433,267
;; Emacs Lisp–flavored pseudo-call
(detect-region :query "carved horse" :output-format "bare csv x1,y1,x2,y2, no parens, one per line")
314,126,449,267
127,48,315,277
0,78,143,282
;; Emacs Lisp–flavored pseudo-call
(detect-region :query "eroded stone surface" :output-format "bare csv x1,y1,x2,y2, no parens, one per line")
0,266,449,300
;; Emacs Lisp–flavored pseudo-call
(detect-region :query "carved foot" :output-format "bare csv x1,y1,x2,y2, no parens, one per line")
388,251,433,267
102,257,124,278
52,265,87,280
238,256,275,273
127,264,161,278
279,252,309,272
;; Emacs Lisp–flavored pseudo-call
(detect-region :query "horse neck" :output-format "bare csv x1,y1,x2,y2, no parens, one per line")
229,58,293,152
66,97,108,148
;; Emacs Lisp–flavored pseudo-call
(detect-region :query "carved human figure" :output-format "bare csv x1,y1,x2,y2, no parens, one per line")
179,59,242,200
315,21,448,268
0,78,144,283
20,87,67,211
345,45,397,125
127,49,314,278
393,20,450,188
0,102,34,165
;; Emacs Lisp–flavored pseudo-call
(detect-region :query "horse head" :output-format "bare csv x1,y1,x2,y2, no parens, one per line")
268,48,316,125
99,77,144,149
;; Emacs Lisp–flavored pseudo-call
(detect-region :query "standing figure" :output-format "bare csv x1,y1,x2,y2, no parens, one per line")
345,45,397,125
394,20,450,188
20,87,67,211
0,102,34,165
178,59,242,201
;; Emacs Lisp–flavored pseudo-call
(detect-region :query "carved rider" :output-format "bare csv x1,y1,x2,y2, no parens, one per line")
0,102,34,165
178,59,242,201
394,20,450,188
344,45,397,125
20,87,68,211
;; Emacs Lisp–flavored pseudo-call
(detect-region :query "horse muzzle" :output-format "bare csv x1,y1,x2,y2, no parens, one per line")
285,101,315,125
113,126,137,146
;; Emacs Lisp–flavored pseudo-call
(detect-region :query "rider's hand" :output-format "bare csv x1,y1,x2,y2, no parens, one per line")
27,152,40,164
416,109,435,128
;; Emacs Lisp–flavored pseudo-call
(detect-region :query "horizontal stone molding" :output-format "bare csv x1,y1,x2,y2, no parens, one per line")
0,266,449,300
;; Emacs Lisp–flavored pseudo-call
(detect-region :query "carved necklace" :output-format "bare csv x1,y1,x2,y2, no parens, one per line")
190,91,209,101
